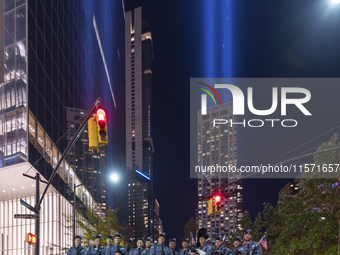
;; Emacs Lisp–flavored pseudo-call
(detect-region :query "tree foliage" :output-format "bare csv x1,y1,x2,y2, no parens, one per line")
230,210,266,248
77,207,125,247
233,134,340,255
238,134,340,255
48,207,124,254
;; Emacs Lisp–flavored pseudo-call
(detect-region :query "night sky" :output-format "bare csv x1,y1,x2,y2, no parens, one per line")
122,0,340,245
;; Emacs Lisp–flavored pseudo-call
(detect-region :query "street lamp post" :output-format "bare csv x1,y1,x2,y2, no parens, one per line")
73,183,81,246
73,181,92,246
73,173,119,246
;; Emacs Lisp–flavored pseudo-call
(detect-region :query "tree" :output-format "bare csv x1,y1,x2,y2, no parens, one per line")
76,207,125,247
230,210,266,248
48,207,124,254
262,134,340,254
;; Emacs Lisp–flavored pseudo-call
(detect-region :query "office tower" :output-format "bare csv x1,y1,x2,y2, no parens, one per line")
0,0,124,254
154,199,160,236
184,218,197,239
196,102,243,242
125,6,154,240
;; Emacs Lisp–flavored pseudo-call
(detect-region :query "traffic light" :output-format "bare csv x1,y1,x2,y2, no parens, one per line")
215,195,222,213
95,109,108,146
88,116,99,151
25,233,37,246
87,108,109,152
208,198,214,215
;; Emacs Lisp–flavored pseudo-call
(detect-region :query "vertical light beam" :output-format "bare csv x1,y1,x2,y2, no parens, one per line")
205,1,216,77
222,0,233,77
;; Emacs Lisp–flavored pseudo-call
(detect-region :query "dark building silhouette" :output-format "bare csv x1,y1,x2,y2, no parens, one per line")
125,6,155,240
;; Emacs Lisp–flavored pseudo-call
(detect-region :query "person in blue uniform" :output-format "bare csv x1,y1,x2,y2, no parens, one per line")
141,237,152,255
102,235,114,255
229,237,244,255
85,234,103,255
130,237,145,255
240,230,262,255
179,239,190,255
67,235,86,255
105,233,127,255
213,236,230,255
169,238,178,255
150,233,172,255
126,238,133,255
197,228,213,255
189,249,199,255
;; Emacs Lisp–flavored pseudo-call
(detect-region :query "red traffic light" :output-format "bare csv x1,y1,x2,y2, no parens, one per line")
97,109,106,121
215,195,221,202
25,233,37,245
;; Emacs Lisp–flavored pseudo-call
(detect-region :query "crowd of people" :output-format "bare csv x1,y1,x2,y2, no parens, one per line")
67,229,262,255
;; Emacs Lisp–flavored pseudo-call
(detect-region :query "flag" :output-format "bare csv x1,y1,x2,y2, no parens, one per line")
222,235,226,247
260,236,268,250
191,233,195,246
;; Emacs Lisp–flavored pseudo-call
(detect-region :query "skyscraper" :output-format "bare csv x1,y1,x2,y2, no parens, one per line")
0,0,124,254
125,7,155,240
184,218,197,239
196,102,243,242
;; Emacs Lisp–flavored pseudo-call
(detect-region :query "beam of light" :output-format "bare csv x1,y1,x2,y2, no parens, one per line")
332,0,340,4
122,0,126,18
135,169,151,180
204,1,216,77
93,14,117,108
222,0,233,77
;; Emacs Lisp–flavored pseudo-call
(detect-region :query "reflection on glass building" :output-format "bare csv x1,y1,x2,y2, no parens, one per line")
0,0,125,254
1,1,27,166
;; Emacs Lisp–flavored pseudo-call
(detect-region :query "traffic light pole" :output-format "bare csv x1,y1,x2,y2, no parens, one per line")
37,98,101,209
73,180,93,246
34,98,101,254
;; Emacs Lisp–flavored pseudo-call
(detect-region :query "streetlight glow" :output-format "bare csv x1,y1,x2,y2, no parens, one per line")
110,173,119,182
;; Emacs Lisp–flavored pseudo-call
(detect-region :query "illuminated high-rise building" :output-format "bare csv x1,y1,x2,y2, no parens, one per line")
0,0,124,254
196,102,243,242
125,6,155,240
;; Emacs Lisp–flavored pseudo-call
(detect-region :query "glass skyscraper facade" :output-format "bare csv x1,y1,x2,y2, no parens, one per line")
1,0,28,166
0,0,125,253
